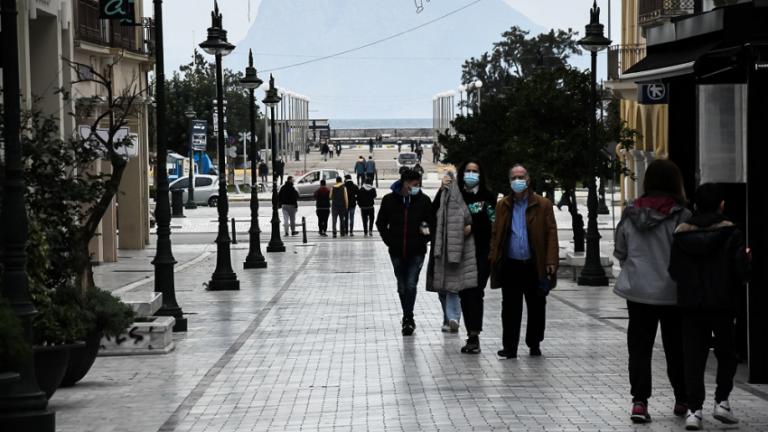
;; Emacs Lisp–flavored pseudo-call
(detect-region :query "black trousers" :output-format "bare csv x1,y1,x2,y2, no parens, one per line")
460,287,484,334
361,208,375,234
316,209,330,234
682,311,738,411
356,174,365,186
626,301,686,404
501,259,545,352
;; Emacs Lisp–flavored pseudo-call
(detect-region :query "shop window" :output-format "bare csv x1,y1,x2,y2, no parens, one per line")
697,84,747,183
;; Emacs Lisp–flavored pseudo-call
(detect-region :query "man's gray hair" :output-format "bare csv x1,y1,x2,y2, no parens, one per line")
510,163,529,176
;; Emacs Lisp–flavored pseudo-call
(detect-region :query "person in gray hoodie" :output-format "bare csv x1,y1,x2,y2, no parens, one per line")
613,159,691,424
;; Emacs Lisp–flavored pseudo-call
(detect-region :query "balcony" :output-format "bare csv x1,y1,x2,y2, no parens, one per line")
607,44,647,80
74,0,152,55
638,0,696,28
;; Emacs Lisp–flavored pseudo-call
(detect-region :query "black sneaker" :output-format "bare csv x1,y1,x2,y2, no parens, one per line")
497,349,517,359
530,346,542,356
461,336,481,354
402,318,416,336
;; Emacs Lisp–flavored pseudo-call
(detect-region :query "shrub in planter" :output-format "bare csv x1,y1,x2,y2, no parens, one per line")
0,298,30,373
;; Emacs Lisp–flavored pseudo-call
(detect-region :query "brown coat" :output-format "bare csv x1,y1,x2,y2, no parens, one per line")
489,193,558,289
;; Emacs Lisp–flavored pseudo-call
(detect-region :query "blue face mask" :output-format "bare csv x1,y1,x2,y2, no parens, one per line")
409,186,421,196
510,179,528,193
463,172,480,188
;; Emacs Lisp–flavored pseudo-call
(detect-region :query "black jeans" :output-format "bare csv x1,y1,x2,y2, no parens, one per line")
356,174,364,186
501,259,546,352
460,287,484,334
389,254,425,320
626,301,686,404
316,208,330,234
682,311,738,410
361,208,375,234
332,207,347,236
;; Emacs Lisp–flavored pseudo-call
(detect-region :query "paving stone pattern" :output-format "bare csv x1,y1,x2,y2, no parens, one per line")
54,240,768,431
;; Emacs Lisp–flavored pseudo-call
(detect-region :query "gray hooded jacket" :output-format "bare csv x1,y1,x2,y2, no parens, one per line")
613,201,691,305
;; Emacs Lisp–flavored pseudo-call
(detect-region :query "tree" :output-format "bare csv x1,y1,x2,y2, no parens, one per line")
442,27,636,244
163,50,264,160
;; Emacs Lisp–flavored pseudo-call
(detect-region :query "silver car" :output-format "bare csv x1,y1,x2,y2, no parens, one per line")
294,169,346,199
169,174,220,207
396,152,419,169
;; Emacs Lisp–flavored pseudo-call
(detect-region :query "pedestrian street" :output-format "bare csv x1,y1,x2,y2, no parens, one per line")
53,239,768,432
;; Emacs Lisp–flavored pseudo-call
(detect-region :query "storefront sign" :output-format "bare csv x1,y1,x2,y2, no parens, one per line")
638,83,668,104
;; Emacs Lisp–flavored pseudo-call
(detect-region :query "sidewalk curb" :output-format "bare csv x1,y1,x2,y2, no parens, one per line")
111,249,214,295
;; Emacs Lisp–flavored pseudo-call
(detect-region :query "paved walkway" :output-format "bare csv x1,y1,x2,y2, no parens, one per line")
58,238,768,431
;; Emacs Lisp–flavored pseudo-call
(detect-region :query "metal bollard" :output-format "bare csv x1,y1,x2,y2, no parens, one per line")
302,217,307,244
231,217,237,244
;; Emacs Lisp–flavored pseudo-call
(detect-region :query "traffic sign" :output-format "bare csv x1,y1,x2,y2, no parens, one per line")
638,83,668,104
226,146,238,158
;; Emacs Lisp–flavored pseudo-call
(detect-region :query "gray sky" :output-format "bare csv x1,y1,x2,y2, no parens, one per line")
148,0,621,119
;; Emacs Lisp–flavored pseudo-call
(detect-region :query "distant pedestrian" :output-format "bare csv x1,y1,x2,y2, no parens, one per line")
354,156,366,186
314,179,331,237
415,143,423,162
397,141,402,153
278,176,299,236
344,174,359,236
365,156,377,185
368,138,374,155
669,183,748,430
410,141,415,152
335,142,342,157
613,159,691,424
357,177,377,237
330,176,348,238
258,160,269,186
413,163,424,177
376,169,435,336
275,158,285,185
490,163,558,359
432,143,441,164
321,143,330,162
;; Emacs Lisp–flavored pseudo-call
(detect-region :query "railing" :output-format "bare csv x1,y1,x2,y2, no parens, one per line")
638,0,696,27
74,0,150,55
607,44,647,80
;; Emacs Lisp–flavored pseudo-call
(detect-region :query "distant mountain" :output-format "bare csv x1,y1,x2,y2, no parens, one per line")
230,0,545,119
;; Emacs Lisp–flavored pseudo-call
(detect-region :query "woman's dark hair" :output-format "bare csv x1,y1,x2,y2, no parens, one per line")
457,159,488,192
694,183,723,213
643,159,686,204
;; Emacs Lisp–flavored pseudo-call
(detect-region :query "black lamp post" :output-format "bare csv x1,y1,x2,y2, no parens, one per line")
184,106,197,210
263,75,285,253
201,0,240,290
577,0,611,287
0,0,55,429
151,0,187,331
240,50,267,269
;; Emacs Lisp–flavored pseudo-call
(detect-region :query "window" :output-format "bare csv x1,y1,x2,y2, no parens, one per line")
697,84,747,183
170,178,189,189
323,170,338,181
195,177,213,187
302,171,320,183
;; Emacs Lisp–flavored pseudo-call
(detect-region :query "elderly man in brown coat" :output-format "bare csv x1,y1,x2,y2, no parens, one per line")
490,164,558,359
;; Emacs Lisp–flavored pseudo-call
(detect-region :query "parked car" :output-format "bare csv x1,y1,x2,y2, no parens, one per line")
294,169,346,198
395,152,418,169
169,174,219,207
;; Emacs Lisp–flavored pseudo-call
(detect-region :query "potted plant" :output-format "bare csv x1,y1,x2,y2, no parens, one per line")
60,287,134,387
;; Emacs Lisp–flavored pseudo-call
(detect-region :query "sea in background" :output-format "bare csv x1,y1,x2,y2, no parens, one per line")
329,118,432,130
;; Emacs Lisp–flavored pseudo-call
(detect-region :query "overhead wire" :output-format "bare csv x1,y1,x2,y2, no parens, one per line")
260,0,483,73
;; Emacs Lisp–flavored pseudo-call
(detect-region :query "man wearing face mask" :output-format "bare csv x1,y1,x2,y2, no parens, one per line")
376,169,436,336
489,163,558,358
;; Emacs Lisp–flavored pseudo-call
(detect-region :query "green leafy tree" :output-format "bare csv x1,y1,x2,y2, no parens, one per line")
163,50,264,160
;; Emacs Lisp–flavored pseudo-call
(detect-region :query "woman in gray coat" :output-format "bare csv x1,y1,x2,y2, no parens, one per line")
428,170,476,336
613,159,691,424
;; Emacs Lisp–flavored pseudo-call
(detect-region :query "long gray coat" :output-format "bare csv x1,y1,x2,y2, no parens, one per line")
431,180,477,293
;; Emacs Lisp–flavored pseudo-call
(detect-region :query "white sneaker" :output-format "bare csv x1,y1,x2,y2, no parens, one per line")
441,324,450,332
685,409,703,430
448,319,460,332
714,400,739,424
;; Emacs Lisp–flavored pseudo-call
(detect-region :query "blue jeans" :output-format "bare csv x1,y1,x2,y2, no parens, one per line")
347,207,356,234
389,254,425,320
438,291,461,324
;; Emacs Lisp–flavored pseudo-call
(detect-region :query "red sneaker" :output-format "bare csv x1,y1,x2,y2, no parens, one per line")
631,402,651,423
674,402,689,417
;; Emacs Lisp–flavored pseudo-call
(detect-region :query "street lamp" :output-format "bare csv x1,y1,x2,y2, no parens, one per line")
577,0,611,287
152,0,187,331
200,0,240,290
465,79,483,113
263,75,285,253
184,106,197,210
0,0,55,428
240,49,268,269
457,84,466,116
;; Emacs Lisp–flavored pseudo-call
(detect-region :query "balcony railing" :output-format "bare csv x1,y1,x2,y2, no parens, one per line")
638,0,695,28
74,0,151,55
607,44,647,80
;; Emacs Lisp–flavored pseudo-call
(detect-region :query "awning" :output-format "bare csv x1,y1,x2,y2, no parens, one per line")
621,40,722,82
